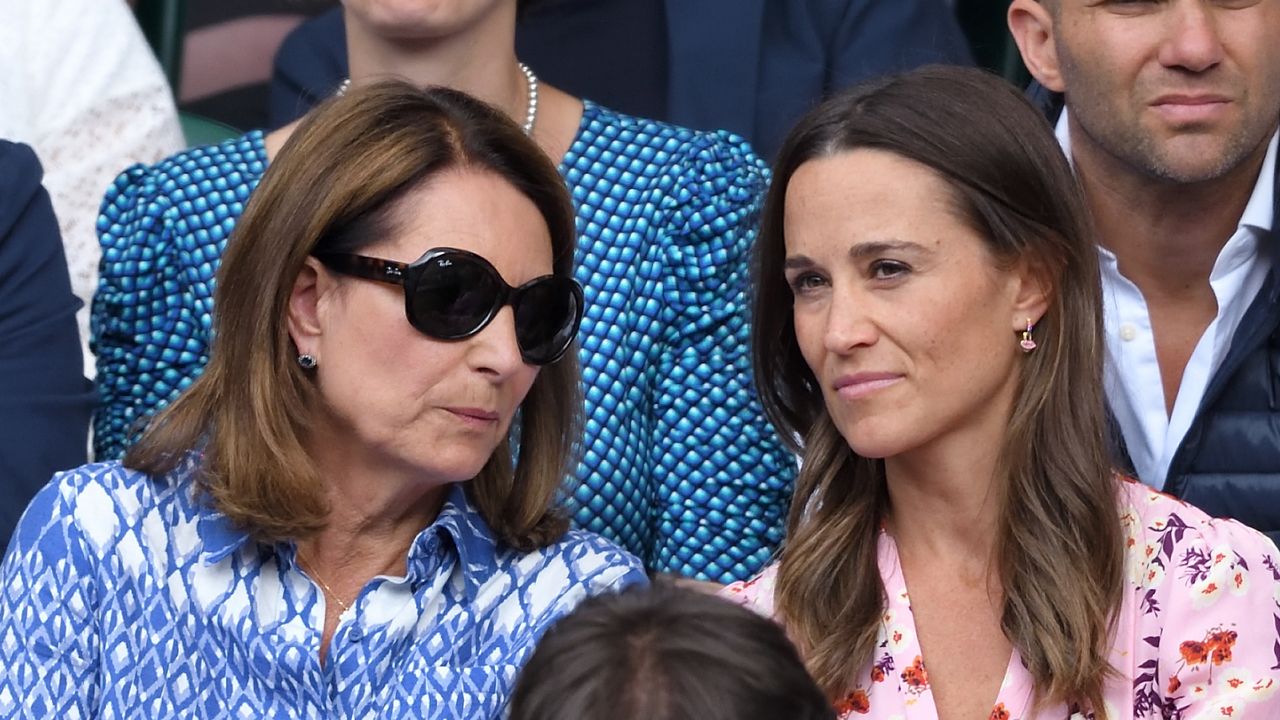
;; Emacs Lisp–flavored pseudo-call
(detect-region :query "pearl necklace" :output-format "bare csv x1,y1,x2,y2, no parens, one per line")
335,62,539,135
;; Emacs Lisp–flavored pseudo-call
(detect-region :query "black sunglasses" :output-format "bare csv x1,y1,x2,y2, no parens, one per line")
315,247,584,365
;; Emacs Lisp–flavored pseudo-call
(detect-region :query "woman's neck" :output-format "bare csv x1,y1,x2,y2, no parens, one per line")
344,6,527,126
299,424,449,581
881,404,1011,565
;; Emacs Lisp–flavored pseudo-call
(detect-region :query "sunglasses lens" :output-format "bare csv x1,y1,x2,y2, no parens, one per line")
514,278,581,364
410,254,500,338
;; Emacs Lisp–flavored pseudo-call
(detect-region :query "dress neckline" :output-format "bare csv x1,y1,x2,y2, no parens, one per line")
871,531,1056,720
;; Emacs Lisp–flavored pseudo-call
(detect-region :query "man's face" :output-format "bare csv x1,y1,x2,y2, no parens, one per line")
1050,0,1280,184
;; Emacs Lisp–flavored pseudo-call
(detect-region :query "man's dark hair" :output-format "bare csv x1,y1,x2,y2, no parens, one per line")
509,585,834,720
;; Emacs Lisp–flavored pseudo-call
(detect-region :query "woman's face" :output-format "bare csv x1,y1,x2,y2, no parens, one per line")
341,0,513,41
298,168,548,484
783,149,1040,461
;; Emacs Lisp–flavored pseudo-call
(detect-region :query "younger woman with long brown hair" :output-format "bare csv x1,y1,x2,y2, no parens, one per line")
724,65,1280,720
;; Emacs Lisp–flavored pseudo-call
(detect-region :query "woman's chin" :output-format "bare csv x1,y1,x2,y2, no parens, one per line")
840,428,910,461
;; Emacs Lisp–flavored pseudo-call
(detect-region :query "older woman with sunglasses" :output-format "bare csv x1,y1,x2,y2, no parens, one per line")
91,0,794,585
0,82,645,718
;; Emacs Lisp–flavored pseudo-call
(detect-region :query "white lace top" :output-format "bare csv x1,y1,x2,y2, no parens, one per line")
0,0,184,378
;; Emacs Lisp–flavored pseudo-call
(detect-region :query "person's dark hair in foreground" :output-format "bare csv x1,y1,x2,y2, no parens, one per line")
509,585,834,720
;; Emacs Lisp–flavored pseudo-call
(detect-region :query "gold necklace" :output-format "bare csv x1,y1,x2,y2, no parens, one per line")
298,553,352,614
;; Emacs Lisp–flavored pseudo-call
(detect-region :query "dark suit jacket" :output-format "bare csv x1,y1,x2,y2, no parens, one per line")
0,141,93,550
269,0,973,160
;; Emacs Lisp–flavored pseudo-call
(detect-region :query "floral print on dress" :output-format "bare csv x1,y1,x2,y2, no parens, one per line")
900,655,930,696
723,478,1280,719
835,689,871,715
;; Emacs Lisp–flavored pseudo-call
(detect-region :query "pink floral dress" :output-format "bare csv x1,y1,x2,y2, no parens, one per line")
723,480,1280,719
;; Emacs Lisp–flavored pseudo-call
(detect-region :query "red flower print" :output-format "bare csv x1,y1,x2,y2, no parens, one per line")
1211,645,1234,665
1180,641,1209,666
1208,630,1237,666
1208,630,1237,648
901,656,929,693
989,702,1010,720
870,667,885,683
1175,625,1240,677
834,689,870,714
1168,675,1181,693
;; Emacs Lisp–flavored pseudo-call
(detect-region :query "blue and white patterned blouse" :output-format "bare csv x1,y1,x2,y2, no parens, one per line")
93,101,795,582
0,457,646,718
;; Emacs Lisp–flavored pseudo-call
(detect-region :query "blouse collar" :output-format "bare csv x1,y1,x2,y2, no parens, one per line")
196,473,501,602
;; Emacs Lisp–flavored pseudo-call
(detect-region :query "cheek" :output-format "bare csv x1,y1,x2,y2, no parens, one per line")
321,300,447,405
791,307,827,374
510,367,540,407
1058,28,1137,92
1245,33,1280,101
913,281,1014,370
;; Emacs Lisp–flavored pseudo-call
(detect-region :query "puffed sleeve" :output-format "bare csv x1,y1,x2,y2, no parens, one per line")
1128,495,1280,717
651,132,795,583
92,136,260,461
0,470,102,717
92,162,182,460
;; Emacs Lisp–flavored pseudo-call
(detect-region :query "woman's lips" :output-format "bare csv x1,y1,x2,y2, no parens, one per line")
832,373,904,400
445,407,500,427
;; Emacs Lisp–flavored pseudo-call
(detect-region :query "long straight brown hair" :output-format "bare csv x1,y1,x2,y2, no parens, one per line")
752,66,1124,713
126,80,581,551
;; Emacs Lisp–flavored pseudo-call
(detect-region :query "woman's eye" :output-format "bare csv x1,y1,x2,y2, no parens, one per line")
869,260,910,280
788,272,828,294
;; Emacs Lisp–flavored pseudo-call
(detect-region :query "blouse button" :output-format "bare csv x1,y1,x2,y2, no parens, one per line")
1119,324,1138,342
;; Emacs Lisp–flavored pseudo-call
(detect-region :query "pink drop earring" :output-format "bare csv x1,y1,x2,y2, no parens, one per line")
1019,318,1037,353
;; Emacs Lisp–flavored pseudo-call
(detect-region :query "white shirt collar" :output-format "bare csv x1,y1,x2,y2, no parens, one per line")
1056,108,1278,489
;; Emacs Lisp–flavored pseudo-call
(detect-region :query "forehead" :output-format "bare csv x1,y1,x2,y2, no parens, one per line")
379,168,554,283
783,150,966,244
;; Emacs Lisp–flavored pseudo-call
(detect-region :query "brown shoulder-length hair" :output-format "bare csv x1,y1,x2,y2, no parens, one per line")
753,65,1124,713
126,80,580,551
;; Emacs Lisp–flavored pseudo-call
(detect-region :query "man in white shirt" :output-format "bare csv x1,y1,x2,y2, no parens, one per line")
1008,0,1280,542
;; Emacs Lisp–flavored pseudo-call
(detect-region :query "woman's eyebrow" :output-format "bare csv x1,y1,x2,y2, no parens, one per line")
848,239,926,259
785,239,931,270
783,255,815,271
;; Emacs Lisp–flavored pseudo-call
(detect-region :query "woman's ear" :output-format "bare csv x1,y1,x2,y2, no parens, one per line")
1008,0,1067,94
1009,256,1052,333
287,257,329,355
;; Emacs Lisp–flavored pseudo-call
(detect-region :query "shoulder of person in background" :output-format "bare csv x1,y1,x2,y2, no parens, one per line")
0,140,94,552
